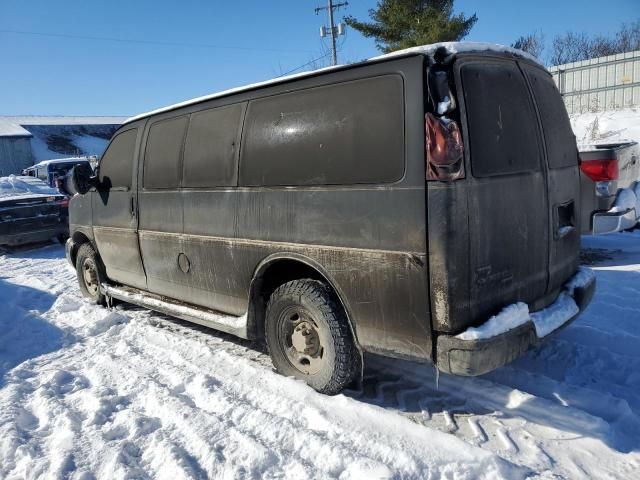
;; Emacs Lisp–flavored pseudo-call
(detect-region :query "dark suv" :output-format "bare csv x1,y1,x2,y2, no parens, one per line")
65,42,595,394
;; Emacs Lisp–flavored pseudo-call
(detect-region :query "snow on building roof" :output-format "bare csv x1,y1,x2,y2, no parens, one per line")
0,118,32,137
125,42,539,125
0,116,127,137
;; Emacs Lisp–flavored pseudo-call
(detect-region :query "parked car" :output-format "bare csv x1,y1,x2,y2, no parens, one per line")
0,175,69,247
65,42,595,394
23,157,93,190
579,141,640,234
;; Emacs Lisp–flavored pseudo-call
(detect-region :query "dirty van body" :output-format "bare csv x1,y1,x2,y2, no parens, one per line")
66,42,595,394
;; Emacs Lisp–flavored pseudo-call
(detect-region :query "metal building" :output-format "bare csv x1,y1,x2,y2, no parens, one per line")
0,116,126,176
0,119,33,176
550,50,640,114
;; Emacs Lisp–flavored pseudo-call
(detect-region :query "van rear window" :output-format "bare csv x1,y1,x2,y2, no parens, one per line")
524,67,577,169
460,62,541,177
239,75,404,186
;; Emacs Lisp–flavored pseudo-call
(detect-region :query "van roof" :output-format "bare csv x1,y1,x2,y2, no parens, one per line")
124,41,541,126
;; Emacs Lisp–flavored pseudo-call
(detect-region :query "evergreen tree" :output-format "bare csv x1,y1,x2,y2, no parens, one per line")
345,0,477,53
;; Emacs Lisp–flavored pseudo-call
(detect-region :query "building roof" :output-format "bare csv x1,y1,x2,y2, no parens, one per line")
124,41,539,125
0,118,31,137
0,116,127,138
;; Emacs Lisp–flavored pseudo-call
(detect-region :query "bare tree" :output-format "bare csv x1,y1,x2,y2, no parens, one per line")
615,20,640,52
549,32,592,65
511,31,545,59
550,19,640,66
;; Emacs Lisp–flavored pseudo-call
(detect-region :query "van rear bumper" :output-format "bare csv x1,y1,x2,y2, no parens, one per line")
435,270,596,376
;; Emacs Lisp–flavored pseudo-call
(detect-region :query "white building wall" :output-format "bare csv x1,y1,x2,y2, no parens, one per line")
549,50,640,114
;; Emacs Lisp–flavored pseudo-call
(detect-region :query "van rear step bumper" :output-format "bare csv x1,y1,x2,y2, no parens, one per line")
101,284,249,339
435,271,596,376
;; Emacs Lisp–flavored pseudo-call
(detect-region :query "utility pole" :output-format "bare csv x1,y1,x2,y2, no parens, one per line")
316,0,348,66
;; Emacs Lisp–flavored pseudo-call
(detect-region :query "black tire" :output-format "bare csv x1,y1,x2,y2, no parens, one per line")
56,233,69,245
75,243,106,305
265,279,360,395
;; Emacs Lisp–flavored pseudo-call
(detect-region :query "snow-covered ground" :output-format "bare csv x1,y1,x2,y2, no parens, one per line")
571,107,640,146
1,234,639,479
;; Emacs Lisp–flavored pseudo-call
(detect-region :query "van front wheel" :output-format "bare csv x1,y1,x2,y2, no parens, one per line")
265,279,360,395
75,243,106,306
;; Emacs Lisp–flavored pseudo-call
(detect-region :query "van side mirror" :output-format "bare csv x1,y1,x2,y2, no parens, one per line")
64,163,96,196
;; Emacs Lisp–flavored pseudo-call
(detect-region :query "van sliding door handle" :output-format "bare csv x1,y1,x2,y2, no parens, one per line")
130,196,135,217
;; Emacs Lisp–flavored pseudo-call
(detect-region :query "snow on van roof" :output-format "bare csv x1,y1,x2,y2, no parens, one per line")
124,42,540,125
369,41,542,65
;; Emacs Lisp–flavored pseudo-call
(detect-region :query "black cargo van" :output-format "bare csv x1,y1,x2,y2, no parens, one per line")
65,42,595,394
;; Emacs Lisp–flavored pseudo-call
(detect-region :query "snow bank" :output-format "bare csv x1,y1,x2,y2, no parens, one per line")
571,108,640,146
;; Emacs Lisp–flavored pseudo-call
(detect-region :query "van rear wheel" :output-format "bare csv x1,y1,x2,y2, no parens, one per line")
75,243,106,305
265,279,360,395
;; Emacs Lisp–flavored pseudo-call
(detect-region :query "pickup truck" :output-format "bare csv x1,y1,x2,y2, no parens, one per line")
579,141,640,234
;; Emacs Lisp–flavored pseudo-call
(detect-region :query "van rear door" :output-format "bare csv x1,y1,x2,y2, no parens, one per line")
522,64,580,295
455,58,551,323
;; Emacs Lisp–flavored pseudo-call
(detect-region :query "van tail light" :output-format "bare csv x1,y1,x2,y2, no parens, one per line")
58,198,70,208
580,159,618,181
426,113,464,181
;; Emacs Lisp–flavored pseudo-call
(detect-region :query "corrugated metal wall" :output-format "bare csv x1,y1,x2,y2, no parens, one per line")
549,50,640,114
0,137,34,176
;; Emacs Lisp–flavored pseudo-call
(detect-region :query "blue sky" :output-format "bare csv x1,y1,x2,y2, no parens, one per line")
1,0,638,116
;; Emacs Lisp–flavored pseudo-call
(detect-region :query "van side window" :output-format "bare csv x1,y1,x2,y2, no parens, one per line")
144,116,189,189
182,103,244,188
240,75,404,186
99,129,137,188
525,67,577,169
461,62,540,177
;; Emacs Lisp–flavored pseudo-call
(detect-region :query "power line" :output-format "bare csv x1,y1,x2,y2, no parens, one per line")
276,51,334,77
0,28,315,54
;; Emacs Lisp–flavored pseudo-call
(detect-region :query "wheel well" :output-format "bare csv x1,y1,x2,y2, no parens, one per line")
247,259,353,344
70,231,91,266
